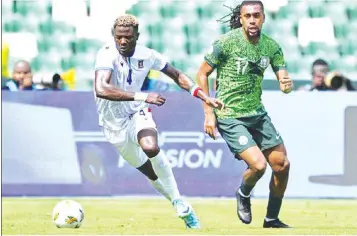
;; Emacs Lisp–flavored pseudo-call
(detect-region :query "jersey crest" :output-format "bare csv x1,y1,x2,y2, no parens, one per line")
259,56,270,69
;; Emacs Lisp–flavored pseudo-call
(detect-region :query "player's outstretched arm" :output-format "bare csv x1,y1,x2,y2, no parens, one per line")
275,69,293,94
196,61,217,114
196,61,219,139
94,69,166,105
162,63,223,109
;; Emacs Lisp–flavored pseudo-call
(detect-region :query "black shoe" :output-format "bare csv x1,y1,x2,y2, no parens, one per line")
263,218,292,228
235,189,252,224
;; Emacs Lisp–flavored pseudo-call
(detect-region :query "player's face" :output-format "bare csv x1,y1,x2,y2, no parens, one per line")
114,26,139,56
240,4,265,39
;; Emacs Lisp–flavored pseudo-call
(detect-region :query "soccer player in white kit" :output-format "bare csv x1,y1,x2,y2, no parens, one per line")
94,14,223,229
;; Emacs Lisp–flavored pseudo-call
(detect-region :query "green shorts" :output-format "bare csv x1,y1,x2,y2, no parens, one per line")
217,113,283,157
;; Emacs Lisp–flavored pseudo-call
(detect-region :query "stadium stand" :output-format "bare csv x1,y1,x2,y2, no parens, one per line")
2,0,356,90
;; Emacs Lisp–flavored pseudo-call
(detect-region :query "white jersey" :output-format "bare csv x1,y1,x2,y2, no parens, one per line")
94,41,168,130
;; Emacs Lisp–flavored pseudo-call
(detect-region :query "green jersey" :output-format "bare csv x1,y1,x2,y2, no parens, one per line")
205,28,286,119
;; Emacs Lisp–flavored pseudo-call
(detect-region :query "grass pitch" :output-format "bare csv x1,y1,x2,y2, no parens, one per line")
2,197,357,235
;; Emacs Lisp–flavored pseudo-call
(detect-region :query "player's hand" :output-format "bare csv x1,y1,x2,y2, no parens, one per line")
145,93,166,106
204,111,217,140
204,97,225,110
279,76,293,94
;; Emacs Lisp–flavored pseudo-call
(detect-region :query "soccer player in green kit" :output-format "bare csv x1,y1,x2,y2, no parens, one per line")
196,0,293,228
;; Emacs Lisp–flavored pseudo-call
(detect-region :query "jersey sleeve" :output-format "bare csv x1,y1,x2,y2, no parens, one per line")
204,39,226,68
151,49,168,71
270,45,287,72
94,47,114,71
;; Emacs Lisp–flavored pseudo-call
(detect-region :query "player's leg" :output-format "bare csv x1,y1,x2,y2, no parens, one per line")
253,114,291,228
102,125,170,200
134,108,200,229
217,118,267,224
262,144,290,228
137,128,181,201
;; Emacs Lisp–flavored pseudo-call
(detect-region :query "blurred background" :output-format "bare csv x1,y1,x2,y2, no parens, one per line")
2,0,357,91
2,2,357,234
2,0,357,198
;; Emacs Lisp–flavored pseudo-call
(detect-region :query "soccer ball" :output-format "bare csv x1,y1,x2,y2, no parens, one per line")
52,200,84,228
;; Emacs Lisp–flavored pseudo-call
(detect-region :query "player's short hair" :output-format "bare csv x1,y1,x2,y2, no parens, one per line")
217,0,264,30
113,14,139,32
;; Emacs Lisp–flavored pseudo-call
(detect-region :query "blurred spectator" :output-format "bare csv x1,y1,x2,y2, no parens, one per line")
298,59,355,91
2,60,37,91
298,59,329,91
2,59,67,91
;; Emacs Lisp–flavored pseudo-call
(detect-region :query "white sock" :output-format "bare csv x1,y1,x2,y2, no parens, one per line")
150,179,170,201
150,151,181,201
265,217,276,222
238,188,251,198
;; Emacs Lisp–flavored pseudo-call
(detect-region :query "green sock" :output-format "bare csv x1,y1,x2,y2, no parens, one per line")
266,192,283,219
239,181,254,197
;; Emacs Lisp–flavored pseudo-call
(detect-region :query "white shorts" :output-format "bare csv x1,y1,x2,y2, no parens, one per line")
102,107,157,168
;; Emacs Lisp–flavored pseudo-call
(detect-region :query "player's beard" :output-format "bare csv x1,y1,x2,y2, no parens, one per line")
245,28,261,42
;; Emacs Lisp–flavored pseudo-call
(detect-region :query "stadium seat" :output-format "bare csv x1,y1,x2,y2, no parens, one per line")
2,0,356,88
14,0,49,16
332,56,357,73
334,24,348,40
75,52,96,70
161,2,197,20
129,1,159,17
61,56,76,71
52,0,87,27
348,21,357,40
269,19,295,35
297,17,336,47
171,59,189,72
34,52,62,73
339,38,357,56
274,1,308,22
347,3,357,20
3,32,38,61
75,39,101,54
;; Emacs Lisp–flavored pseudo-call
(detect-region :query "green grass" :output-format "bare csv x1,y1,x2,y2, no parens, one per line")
2,198,357,235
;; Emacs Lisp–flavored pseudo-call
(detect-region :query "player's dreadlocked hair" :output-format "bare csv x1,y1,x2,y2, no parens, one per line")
217,0,264,30
113,14,139,32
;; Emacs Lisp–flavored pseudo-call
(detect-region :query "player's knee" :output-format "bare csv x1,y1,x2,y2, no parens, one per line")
281,159,290,174
252,160,267,178
142,145,160,158
273,158,290,175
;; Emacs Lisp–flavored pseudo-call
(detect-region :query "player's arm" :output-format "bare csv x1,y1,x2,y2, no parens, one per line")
161,64,221,108
196,61,220,139
151,49,222,108
94,48,165,105
95,70,134,101
271,45,293,93
196,39,226,114
275,69,293,93
196,61,216,114
195,39,225,140
95,70,165,105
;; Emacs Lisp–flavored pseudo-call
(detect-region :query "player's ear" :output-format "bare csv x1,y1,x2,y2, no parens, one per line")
263,13,265,23
239,16,242,25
